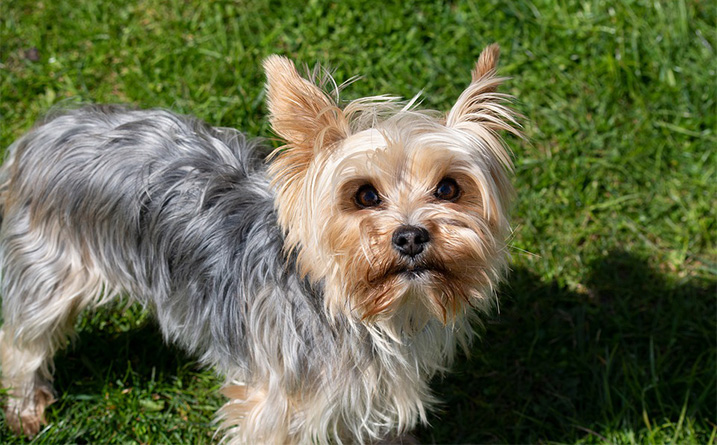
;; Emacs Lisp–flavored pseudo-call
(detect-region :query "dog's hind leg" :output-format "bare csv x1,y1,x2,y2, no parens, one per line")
0,212,106,437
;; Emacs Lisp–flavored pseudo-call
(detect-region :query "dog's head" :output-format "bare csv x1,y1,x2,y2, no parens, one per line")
264,45,520,332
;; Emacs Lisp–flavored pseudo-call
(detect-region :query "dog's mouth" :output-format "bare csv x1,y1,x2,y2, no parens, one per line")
393,263,450,281
397,266,429,278
367,259,450,286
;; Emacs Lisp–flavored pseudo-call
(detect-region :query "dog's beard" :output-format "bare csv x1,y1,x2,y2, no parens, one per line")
355,255,467,323
324,219,502,334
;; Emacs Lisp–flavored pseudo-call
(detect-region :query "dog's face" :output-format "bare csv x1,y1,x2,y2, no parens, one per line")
264,46,519,330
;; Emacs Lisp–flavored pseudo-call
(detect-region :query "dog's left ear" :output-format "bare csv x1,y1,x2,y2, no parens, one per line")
445,44,521,172
470,43,501,84
445,44,519,138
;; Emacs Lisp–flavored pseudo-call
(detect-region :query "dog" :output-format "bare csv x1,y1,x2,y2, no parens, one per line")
0,44,519,443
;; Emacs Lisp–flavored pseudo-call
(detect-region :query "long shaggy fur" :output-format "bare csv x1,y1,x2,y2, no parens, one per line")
0,45,519,443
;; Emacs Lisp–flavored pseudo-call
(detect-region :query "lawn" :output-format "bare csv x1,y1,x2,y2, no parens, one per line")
1,0,715,443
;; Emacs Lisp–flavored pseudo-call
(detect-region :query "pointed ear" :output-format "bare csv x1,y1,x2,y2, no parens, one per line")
263,55,349,154
445,44,520,137
471,43,500,84
263,56,350,253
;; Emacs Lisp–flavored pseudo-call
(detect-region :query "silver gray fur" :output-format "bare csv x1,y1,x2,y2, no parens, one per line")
4,103,347,364
0,105,342,423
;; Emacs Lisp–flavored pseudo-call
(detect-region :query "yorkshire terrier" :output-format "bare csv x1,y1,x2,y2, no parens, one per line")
0,44,519,443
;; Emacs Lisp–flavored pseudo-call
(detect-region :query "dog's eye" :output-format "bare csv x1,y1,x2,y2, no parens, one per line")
355,184,382,208
434,177,460,201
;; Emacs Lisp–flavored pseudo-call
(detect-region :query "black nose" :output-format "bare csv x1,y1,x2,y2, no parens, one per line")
392,226,430,257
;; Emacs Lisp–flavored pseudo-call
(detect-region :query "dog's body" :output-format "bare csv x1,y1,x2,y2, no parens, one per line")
0,105,436,441
0,46,519,443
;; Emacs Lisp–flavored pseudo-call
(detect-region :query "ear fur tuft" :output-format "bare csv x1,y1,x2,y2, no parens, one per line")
471,43,500,83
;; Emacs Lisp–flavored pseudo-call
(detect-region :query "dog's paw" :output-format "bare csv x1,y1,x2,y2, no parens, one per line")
4,385,54,437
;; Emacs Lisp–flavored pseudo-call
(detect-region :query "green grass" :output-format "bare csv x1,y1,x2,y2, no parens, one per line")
1,0,715,443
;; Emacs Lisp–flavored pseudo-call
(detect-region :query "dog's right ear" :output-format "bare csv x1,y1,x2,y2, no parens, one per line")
263,55,349,157
263,56,350,253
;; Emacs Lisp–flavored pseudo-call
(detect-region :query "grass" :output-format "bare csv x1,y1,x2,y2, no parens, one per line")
1,0,715,443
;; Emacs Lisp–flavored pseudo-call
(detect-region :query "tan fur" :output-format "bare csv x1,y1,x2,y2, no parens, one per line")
217,383,283,444
471,43,501,82
264,48,520,331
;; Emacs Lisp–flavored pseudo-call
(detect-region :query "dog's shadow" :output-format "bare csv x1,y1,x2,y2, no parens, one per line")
53,317,194,397
417,250,716,443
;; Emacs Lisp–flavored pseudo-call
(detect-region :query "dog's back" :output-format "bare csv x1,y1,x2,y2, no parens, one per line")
0,106,286,435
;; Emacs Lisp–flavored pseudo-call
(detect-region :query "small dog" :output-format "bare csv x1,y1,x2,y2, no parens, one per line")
0,45,519,443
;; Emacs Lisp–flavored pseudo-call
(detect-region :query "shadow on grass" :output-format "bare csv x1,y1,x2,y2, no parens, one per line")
418,251,716,443
52,321,190,398
41,315,221,444
0,313,218,443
